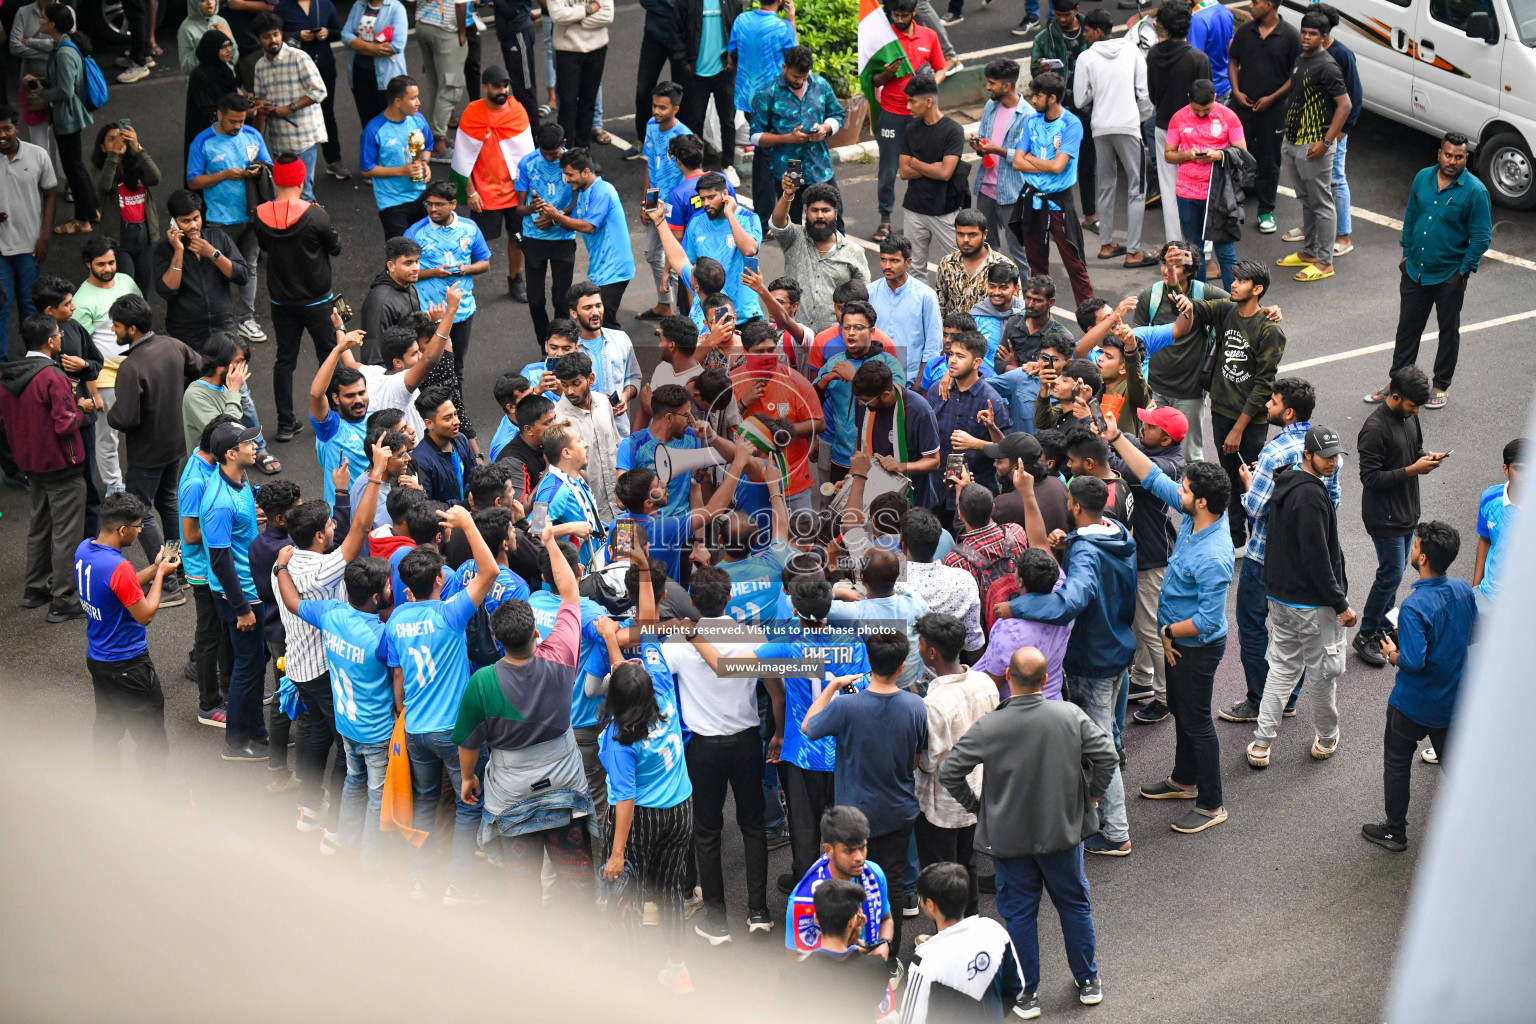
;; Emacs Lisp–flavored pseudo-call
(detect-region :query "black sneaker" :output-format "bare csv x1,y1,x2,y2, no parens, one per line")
902,892,919,917
1078,976,1103,1005
1283,699,1298,718
508,273,528,303
47,603,86,623
778,872,797,895
1013,993,1041,1019
1139,778,1197,800
747,909,773,934
20,590,49,609
695,914,732,945
1126,683,1154,703
1354,631,1388,667
1218,698,1260,723
222,741,270,761
1133,700,1170,724
1011,14,1038,34
978,873,995,894
1361,822,1408,852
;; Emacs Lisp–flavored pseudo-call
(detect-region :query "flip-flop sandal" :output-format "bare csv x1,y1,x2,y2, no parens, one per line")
1276,252,1311,267
593,129,613,145
1294,263,1334,282
871,222,891,243
538,104,554,117
1333,241,1354,256
53,220,92,235
1097,245,1128,260
1281,227,1305,242
256,452,283,475
1123,253,1155,268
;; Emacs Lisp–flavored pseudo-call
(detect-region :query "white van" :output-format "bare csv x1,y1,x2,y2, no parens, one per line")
1305,0,1536,210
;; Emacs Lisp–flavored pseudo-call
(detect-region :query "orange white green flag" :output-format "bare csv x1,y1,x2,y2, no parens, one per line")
857,0,912,113
449,101,534,206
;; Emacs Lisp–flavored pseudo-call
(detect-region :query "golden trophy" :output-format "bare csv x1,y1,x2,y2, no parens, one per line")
407,129,427,182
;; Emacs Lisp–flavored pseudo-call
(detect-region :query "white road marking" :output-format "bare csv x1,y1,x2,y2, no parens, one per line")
1278,308,1536,371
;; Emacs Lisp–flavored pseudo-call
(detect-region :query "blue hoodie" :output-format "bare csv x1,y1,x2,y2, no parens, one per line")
1008,518,1138,679
969,296,1027,374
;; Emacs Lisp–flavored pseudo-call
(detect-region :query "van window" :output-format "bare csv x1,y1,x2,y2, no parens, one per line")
1429,0,1495,30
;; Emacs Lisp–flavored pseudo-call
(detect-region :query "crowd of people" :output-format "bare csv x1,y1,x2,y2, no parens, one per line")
0,0,1515,1016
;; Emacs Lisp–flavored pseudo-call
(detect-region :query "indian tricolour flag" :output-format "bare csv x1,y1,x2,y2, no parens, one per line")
858,0,912,114
737,416,791,493
450,101,535,206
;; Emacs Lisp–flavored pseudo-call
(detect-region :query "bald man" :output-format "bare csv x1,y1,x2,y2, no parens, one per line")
827,547,932,689
941,644,1119,1010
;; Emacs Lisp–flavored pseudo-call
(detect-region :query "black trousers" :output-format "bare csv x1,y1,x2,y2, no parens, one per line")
463,19,482,103
123,460,183,595
681,69,737,168
1166,636,1225,812
316,63,342,164
352,75,388,135
521,237,577,345
914,813,979,918
868,822,915,961
1237,101,1286,214
1392,269,1468,391
598,280,628,329
191,581,232,711
496,22,541,129
379,199,427,241
448,315,475,382
633,34,675,144
56,130,99,224
90,652,168,772
780,761,836,882
296,672,345,830
272,299,338,431
122,0,151,65
685,726,770,914
1068,103,1097,219
1210,411,1268,546
555,47,606,150
81,418,100,537
1383,704,1450,832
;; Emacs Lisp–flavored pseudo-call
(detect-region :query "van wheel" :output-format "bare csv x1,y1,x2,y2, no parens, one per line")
1479,132,1536,211
79,0,130,47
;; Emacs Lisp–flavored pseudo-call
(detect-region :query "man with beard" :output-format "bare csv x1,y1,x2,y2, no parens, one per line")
850,358,941,510
870,0,947,243
538,150,635,328
564,282,641,435
935,209,1016,321
529,417,605,566
405,182,492,383
967,60,1029,271
71,240,140,494
679,173,762,321
815,301,907,486
553,352,621,524
750,46,846,226
768,178,865,333
515,125,580,343
152,190,252,353
250,13,329,201
184,97,269,346
458,67,536,304
309,331,375,506
1002,72,1094,308
871,234,943,383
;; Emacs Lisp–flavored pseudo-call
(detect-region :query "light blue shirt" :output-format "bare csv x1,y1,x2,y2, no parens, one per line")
728,9,796,107
870,275,942,382
187,125,271,225
696,0,726,76
530,466,605,566
177,455,217,585
297,600,393,744
517,359,561,403
720,540,792,626
827,591,930,689
360,111,432,210
487,415,519,462
514,150,576,242
682,206,763,320
311,409,369,507
1477,483,1517,601
200,469,260,603
574,177,636,287
600,641,693,808
1142,464,1235,643
617,427,701,517
529,589,611,728
643,119,693,206
405,213,492,322
380,590,478,734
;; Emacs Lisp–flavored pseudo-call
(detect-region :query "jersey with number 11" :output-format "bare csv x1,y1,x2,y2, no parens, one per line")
380,591,479,735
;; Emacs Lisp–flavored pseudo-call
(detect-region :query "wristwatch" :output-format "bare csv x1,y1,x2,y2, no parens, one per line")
210,248,223,261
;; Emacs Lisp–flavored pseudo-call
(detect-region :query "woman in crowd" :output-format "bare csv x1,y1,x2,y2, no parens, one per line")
184,30,239,158
91,122,161,298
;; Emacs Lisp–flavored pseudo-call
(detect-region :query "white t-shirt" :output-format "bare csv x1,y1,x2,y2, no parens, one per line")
650,361,704,392
661,617,765,737
360,364,424,440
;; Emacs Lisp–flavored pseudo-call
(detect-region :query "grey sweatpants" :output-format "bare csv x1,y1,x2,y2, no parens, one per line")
914,0,957,59
1131,565,1167,704
417,22,468,138
906,210,958,286
1281,139,1337,265
1254,601,1345,745
1094,132,1144,253
1151,390,1206,464
1153,126,1182,243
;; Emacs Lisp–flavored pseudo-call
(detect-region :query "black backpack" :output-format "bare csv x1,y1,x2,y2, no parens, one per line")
464,603,501,666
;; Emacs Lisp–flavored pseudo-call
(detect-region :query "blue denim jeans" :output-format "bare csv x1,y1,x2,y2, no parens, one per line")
1177,195,1238,291
1065,671,1128,842
339,736,390,871
1363,534,1411,635
1333,134,1351,236
215,595,269,747
407,729,482,889
1236,556,1301,707
0,252,41,361
296,145,318,202
994,844,1097,992
239,382,266,451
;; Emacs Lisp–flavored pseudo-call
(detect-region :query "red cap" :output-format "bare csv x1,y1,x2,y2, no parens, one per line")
1137,405,1188,443
272,159,307,188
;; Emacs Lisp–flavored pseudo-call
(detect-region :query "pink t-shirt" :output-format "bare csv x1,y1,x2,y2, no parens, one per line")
980,102,1019,197
1168,102,1246,200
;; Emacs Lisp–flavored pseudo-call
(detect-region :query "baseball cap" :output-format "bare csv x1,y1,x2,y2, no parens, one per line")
1305,425,1342,458
482,65,511,85
1136,405,1189,443
981,432,1043,462
208,422,261,458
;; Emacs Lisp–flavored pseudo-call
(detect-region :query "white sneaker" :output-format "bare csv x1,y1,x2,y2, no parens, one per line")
723,166,741,188
116,64,151,84
238,318,268,342
1421,745,1439,764
946,60,965,75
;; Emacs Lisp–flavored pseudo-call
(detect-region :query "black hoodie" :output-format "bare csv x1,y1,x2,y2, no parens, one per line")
1146,39,1211,129
255,198,342,305
1262,466,1348,613
360,269,420,366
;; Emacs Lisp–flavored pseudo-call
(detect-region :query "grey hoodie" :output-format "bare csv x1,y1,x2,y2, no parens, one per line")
1073,36,1150,137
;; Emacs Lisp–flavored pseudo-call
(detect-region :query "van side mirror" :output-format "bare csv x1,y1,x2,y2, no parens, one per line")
1464,11,1498,42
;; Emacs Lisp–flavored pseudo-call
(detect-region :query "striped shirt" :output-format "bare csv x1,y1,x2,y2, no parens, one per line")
271,548,349,682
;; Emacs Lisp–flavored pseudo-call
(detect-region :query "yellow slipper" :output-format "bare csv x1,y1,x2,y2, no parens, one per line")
1276,252,1312,267
1294,263,1335,282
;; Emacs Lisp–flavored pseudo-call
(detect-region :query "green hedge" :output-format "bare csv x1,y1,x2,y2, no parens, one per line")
794,0,859,98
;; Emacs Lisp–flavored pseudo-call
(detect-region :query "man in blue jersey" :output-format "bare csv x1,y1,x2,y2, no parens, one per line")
181,415,240,727
308,331,372,506
683,173,763,321
617,384,710,517
487,372,534,464
536,150,635,329
610,450,749,581
643,203,733,337
640,82,693,321
565,283,642,435
360,75,434,240
440,505,533,670
513,122,578,345
714,470,792,626
76,492,183,772
185,94,272,343
529,417,606,567
274,552,396,870
785,805,894,965
381,502,499,903
663,134,739,242
1473,438,1524,613
202,421,271,760
816,301,907,485
405,182,493,381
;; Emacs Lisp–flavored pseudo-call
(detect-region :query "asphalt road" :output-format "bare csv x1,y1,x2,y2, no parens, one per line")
2,6,1533,1020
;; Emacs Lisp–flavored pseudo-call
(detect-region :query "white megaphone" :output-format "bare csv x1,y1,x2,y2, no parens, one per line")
654,443,725,486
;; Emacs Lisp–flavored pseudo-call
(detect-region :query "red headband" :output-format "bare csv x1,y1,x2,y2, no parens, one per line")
272,160,307,188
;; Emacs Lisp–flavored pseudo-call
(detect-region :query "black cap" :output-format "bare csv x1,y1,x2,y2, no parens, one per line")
209,422,261,458
482,65,511,85
981,432,1042,462
1304,425,1342,458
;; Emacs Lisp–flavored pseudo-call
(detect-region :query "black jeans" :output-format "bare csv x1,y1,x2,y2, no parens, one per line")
681,69,737,168
90,651,168,772
876,110,912,219
868,822,915,960
496,22,541,128
56,130,99,224
521,237,577,345
685,726,769,914
780,762,835,881
272,299,338,431
122,0,151,65
555,46,606,150
598,280,628,330
352,75,387,134
1210,411,1268,546
447,315,475,382
296,672,344,830
1392,269,1468,392
124,460,182,594
914,813,978,918
80,419,100,537
1237,101,1286,214
1383,704,1449,832
191,582,232,711
1165,636,1226,812
379,199,427,241
633,34,674,144
1068,103,1097,219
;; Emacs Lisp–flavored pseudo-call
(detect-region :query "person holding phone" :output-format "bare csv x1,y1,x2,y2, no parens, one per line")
91,123,162,300
748,46,844,223
638,81,693,322
1165,79,1247,289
